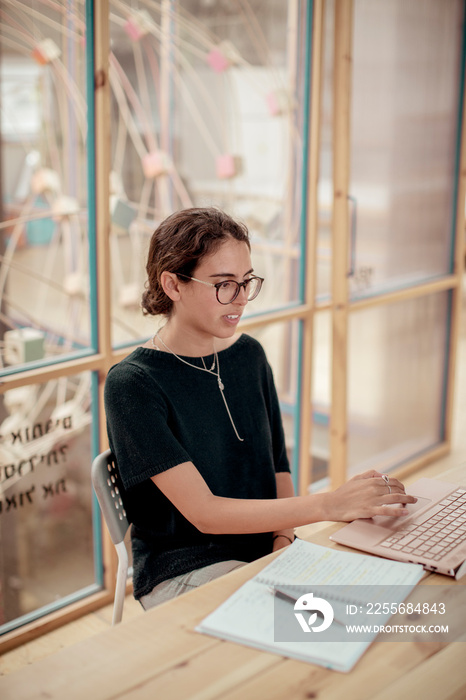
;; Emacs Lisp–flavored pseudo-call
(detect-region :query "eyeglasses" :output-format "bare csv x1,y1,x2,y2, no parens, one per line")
176,273,264,305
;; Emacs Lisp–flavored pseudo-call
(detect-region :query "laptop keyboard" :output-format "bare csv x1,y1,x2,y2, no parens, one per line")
379,488,466,561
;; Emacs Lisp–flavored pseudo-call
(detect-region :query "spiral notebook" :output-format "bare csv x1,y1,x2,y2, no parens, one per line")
196,539,424,672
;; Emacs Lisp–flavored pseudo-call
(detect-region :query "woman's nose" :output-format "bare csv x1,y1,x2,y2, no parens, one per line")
235,285,249,305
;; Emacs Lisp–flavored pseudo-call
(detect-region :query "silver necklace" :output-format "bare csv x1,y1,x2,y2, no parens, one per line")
201,355,216,373
152,330,244,442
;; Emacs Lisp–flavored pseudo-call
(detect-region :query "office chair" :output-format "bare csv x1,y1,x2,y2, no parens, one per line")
91,448,130,624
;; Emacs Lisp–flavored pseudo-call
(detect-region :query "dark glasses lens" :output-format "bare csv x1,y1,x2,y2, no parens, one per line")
216,277,263,304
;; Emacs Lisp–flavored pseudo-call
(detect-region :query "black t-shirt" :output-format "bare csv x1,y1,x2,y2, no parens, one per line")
104,334,290,599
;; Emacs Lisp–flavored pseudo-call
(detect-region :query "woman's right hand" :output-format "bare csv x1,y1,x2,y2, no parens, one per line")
323,470,417,522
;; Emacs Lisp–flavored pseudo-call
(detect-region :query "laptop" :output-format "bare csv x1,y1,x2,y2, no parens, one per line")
330,478,466,579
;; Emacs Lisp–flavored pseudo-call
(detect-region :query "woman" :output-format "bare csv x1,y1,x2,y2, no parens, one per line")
104,207,416,609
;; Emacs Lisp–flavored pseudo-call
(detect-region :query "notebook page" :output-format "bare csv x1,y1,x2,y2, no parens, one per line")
196,539,424,671
196,577,368,672
256,538,424,600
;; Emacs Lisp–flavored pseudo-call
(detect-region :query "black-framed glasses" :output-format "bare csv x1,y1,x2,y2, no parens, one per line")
176,273,264,304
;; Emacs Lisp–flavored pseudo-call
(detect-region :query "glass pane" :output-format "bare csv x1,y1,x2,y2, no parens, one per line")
249,315,331,492
247,320,299,480
310,311,331,487
108,0,309,347
347,293,448,475
0,371,95,629
0,2,91,370
316,0,334,302
348,0,464,298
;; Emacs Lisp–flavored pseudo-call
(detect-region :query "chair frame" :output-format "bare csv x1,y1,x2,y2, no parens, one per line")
91,449,130,624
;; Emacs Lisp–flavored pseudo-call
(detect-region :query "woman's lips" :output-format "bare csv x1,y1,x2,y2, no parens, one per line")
223,313,241,325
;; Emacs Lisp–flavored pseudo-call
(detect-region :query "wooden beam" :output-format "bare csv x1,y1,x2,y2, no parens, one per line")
93,0,112,369
298,0,325,496
0,354,106,391
330,0,353,487
349,275,460,312
238,304,311,331
390,443,451,481
0,590,114,655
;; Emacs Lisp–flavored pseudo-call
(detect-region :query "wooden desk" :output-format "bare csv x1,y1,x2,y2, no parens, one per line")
1,468,466,700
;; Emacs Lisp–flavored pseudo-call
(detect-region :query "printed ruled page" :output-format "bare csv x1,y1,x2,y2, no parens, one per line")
256,538,424,593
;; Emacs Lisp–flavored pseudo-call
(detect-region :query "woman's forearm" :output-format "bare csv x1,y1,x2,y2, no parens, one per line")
152,462,417,535
195,492,327,534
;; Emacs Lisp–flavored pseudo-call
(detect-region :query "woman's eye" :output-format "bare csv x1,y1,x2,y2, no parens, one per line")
220,281,235,289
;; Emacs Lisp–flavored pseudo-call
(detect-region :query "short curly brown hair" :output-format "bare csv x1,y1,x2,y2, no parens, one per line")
141,207,250,317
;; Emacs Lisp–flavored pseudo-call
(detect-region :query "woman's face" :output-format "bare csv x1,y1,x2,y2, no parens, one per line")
173,238,254,343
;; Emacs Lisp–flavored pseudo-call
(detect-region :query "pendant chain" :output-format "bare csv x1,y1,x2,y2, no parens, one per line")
152,331,244,442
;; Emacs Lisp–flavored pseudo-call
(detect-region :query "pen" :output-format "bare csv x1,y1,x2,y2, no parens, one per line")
269,586,346,627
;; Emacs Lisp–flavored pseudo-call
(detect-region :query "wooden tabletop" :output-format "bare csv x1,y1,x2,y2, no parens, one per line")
1,466,466,700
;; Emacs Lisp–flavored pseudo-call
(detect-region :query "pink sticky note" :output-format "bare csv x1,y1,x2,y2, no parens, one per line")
142,151,168,178
207,49,229,73
124,18,144,41
216,154,236,179
266,91,280,116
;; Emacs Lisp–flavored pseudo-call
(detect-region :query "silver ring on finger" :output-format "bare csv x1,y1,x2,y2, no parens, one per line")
382,474,391,494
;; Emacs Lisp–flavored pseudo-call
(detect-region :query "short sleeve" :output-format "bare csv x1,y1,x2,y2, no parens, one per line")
104,361,191,489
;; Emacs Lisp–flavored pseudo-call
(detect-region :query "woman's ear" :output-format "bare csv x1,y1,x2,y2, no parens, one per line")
160,271,182,302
